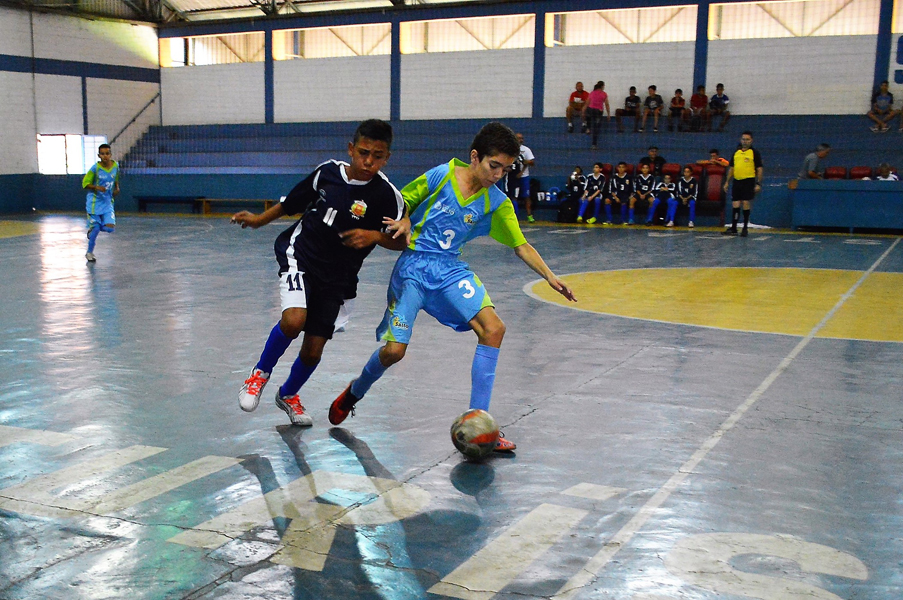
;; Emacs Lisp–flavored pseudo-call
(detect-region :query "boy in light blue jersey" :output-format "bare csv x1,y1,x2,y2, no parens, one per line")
82,144,119,262
329,122,577,452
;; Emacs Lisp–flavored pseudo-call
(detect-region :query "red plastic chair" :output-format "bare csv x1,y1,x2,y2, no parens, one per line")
686,164,704,180
824,166,847,179
662,163,681,180
850,166,873,179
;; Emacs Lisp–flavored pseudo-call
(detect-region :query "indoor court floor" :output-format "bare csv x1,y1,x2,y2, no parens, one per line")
1,214,901,600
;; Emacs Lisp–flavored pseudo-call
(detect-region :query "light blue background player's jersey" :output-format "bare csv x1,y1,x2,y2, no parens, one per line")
403,158,526,254
83,161,120,215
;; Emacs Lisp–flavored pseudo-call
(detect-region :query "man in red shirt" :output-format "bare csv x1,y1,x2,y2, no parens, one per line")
689,85,709,132
567,81,589,133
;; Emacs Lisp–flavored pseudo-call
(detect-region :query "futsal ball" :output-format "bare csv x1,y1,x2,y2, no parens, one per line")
450,409,499,460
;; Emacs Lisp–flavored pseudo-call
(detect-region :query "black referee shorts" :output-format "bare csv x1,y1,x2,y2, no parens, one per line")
732,178,757,202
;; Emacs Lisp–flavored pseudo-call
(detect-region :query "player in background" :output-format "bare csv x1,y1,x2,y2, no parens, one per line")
83,143,120,262
605,162,633,225
631,163,655,225
328,122,577,452
677,165,699,228
578,162,606,224
652,174,678,227
231,119,409,427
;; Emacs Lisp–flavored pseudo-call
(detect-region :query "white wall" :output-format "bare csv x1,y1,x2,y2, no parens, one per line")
88,79,160,156
32,12,158,68
886,33,903,105
274,56,390,122
0,72,39,174
161,64,265,125
400,49,534,120
544,43,696,118
707,35,877,115
0,6,160,175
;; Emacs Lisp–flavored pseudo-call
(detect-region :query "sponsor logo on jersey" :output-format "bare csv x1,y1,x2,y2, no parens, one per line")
391,316,409,330
432,200,456,216
463,213,475,225
350,200,367,218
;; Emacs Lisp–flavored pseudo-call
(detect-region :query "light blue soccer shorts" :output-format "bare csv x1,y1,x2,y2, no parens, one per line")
87,210,116,229
376,250,494,344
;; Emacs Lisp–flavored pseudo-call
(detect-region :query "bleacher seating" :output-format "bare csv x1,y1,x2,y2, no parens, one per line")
120,115,898,224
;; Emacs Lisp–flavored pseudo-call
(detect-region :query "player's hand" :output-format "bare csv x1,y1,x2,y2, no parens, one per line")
112,187,120,197
549,277,577,302
230,210,259,229
384,216,412,246
722,184,729,193
97,186,107,193
340,228,378,249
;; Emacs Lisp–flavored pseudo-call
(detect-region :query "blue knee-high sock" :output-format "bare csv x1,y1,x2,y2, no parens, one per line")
279,356,318,397
620,203,628,222
593,198,601,219
469,344,500,411
629,207,635,221
689,200,697,223
647,199,660,223
605,204,613,221
256,323,294,374
578,200,588,218
666,198,678,222
87,225,100,253
351,348,389,399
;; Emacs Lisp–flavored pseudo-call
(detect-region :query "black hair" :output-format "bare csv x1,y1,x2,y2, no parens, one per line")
594,81,605,90
470,122,520,160
697,84,705,91
594,162,604,169
648,146,658,151
741,130,753,137
617,161,627,167
353,119,393,148
648,85,657,91
675,88,683,94
709,148,719,154
573,165,583,173
629,86,636,92
716,83,724,88
98,143,111,151
816,143,831,152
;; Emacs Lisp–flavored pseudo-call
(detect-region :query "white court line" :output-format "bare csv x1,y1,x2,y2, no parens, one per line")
553,237,901,600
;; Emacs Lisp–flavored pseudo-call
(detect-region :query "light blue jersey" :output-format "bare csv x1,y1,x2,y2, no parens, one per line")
376,159,527,344
83,161,119,215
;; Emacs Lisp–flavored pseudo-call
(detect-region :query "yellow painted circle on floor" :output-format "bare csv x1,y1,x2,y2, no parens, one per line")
0,221,39,239
527,268,903,342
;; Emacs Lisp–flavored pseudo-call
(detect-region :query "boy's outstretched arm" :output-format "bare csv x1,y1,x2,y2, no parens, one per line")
513,242,577,302
231,202,286,229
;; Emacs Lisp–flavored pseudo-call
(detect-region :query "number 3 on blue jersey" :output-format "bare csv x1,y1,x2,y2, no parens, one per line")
439,229,455,250
458,279,475,298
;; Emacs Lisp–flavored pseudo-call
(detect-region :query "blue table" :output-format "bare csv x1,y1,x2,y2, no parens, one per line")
792,179,903,232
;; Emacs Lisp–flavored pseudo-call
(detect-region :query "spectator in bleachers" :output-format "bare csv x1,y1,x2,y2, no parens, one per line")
668,89,690,132
875,163,899,180
689,85,709,132
578,162,606,224
639,146,667,178
630,163,655,224
798,143,831,179
586,81,612,150
567,82,589,134
867,81,899,133
709,83,731,132
605,162,633,225
616,86,642,133
677,165,699,228
697,148,729,167
516,133,536,223
639,85,664,133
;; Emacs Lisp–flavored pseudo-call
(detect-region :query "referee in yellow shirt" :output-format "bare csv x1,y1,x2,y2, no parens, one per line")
722,130,764,237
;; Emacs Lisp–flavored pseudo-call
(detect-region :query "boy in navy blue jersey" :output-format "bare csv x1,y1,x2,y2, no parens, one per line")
82,143,120,262
652,174,678,226
605,162,633,225
578,162,606,224
677,166,699,227
231,119,409,427
569,166,588,223
630,163,655,225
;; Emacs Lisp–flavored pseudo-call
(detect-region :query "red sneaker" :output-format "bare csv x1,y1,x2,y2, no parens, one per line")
494,435,516,452
329,381,360,426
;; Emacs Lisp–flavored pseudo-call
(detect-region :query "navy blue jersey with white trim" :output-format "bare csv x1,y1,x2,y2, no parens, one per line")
677,176,699,200
274,160,403,294
610,172,633,197
635,173,655,195
585,173,606,198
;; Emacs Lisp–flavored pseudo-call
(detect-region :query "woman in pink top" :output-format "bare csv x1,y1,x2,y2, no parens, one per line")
585,81,612,150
